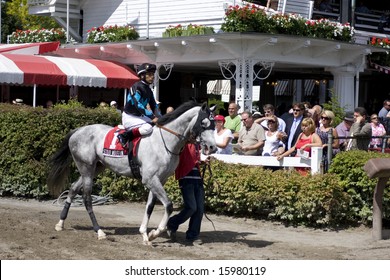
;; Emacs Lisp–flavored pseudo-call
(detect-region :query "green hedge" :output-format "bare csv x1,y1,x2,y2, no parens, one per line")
0,101,121,198
1,102,389,227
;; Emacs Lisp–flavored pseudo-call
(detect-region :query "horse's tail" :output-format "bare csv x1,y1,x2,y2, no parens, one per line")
47,129,77,197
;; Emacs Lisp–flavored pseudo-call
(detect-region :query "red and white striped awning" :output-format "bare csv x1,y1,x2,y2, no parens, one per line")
0,53,138,88
0,42,60,55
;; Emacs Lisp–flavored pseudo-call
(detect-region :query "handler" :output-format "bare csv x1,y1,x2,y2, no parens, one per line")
167,142,209,245
117,63,161,146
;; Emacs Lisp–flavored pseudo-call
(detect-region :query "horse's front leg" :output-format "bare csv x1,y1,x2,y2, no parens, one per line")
139,191,157,245
82,177,106,240
146,188,173,242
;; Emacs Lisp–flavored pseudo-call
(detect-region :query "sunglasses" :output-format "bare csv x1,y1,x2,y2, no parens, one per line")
371,117,378,120
267,120,276,124
321,116,330,120
293,109,301,112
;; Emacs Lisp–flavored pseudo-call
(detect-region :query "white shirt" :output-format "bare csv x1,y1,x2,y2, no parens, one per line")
214,129,233,154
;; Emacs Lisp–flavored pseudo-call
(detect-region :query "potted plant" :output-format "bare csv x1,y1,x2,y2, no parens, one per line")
86,24,139,43
8,28,66,43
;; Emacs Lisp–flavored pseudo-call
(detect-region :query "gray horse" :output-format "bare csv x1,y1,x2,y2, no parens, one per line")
47,101,217,244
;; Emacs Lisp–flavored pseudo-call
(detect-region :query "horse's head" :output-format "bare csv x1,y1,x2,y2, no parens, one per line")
192,103,217,155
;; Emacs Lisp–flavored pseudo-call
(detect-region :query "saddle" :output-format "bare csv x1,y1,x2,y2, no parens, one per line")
103,126,142,179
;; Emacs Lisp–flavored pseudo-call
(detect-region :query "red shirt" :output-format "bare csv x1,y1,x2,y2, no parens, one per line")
175,144,200,180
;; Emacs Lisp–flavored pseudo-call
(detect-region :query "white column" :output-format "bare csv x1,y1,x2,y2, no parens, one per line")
235,59,253,113
328,66,356,112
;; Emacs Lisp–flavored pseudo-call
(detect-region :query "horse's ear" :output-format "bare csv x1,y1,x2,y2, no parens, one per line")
201,102,208,111
209,105,217,113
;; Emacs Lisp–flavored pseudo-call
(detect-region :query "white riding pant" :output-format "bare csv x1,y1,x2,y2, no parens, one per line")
122,112,153,136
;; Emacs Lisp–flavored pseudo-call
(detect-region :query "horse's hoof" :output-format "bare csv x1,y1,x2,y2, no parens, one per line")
55,224,63,231
148,229,158,241
143,240,152,246
97,229,107,240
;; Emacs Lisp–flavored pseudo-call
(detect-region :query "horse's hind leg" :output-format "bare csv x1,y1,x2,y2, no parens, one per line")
55,177,83,231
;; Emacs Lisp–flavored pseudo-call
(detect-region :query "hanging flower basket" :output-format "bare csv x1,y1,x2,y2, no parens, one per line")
162,24,214,37
8,28,66,43
220,4,354,42
87,24,139,43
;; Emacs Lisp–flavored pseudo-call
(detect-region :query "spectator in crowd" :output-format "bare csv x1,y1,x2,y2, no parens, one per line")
46,100,54,109
166,106,174,114
316,110,339,171
284,102,306,151
255,103,286,132
214,115,233,154
237,111,266,155
12,98,24,105
347,107,372,151
369,113,386,149
277,117,322,175
110,100,121,115
262,115,286,157
224,102,241,143
167,142,207,245
378,99,390,123
99,101,109,108
335,111,354,151
307,105,323,127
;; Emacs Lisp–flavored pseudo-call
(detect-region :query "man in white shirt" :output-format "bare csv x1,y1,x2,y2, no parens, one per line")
255,103,286,132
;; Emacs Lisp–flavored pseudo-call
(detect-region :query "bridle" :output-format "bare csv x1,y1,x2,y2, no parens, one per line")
156,108,215,156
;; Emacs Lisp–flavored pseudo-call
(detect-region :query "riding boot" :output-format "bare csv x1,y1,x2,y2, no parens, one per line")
117,127,141,147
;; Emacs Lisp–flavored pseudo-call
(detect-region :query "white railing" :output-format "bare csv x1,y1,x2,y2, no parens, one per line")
202,147,323,175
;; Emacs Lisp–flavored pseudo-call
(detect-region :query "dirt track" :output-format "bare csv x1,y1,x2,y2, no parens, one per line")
0,198,390,260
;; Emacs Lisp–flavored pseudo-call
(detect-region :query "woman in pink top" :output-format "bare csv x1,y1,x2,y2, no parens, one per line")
369,114,386,148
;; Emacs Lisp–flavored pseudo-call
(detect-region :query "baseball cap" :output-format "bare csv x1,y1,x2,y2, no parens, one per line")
110,101,117,106
214,115,225,122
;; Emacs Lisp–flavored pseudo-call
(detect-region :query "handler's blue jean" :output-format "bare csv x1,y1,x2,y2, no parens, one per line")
167,178,204,240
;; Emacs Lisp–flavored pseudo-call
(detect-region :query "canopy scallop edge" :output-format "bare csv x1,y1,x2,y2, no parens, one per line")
0,53,138,89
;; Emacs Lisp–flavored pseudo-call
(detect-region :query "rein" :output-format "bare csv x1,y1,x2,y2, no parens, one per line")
156,124,187,141
156,124,189,156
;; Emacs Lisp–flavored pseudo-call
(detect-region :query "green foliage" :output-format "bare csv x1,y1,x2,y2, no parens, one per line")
207,98,226,115
322,89,346,127
221,4,354,42
86,24,139,43
0,101,121,198
6,0,60,31
8,28,66,43
328,150,390,223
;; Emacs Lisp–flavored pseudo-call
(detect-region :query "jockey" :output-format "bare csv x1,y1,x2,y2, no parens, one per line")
117,63,161,146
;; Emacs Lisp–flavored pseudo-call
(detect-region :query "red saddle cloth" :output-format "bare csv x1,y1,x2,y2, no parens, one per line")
103,126,141,157
103,126,128,157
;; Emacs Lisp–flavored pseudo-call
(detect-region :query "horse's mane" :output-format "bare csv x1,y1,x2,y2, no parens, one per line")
157,100,199,125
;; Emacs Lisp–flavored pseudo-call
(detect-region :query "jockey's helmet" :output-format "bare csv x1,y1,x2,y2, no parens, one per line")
137,63,157,76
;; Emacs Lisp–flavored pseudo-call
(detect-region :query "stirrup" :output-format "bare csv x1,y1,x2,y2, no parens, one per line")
117,134,128,147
